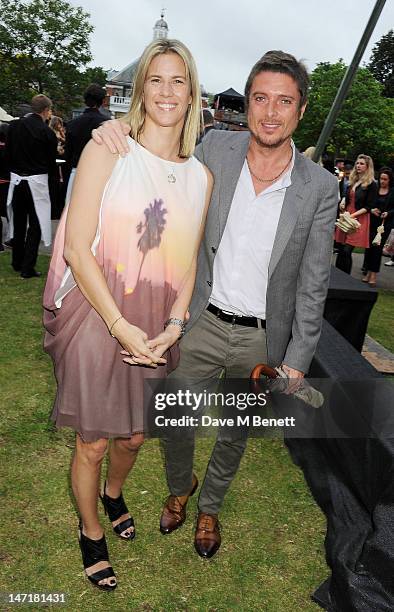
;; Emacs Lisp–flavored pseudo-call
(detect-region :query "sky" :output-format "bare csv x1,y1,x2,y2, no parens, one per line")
68,0,393,94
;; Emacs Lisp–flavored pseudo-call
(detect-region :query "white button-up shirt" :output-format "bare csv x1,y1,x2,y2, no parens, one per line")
210,142,295,319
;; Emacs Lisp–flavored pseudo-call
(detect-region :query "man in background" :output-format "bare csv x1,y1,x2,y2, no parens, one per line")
5,94,57,278
64,83,109,202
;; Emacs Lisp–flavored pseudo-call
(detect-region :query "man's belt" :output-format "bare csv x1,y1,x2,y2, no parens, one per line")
207,303,266,328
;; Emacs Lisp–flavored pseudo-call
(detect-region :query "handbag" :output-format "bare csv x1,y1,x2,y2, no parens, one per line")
372,219,385,246
335,211,361,234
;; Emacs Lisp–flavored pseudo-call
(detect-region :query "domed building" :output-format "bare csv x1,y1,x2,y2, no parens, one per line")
153,13,169,39
106,12,169,116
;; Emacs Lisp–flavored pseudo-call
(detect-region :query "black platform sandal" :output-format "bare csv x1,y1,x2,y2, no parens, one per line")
78,522,117,591
100,481,135,541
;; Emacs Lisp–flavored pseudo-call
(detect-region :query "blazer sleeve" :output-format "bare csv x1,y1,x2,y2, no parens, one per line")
282,175,339,373
362,181,378,210
384,189,394,219
194,129,217,166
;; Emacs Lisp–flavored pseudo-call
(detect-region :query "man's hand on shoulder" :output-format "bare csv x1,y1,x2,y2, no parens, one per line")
91,119,130,156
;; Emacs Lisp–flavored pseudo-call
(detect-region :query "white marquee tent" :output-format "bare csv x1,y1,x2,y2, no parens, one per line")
0,106,15,121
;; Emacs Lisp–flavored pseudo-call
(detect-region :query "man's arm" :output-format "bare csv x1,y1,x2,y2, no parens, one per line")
3,120,16,171
46,127,58,174
283,175,339,374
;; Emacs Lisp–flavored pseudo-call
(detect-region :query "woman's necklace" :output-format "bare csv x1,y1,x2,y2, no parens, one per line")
246,150,293,184
167,167,176,183
138,137,178,183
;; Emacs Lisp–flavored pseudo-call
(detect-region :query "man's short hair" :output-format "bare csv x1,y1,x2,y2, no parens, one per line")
244,50,309,112
31,94,52,114
84,84,106,108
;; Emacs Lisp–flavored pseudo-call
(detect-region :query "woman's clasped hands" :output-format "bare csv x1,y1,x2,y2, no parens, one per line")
112,317,181,368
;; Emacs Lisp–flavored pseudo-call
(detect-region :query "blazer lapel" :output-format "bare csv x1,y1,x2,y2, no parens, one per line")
268,150,311,279
218,132,250,237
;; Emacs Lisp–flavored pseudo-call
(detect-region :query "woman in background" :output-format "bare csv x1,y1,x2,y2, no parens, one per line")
362,167,394,286
49,115,66,218
49,115,66,157
335,154,377,274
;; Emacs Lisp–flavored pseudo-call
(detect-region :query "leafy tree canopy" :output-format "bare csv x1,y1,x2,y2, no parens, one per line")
368,29,394,98
0,0,106,116
294,61,394,166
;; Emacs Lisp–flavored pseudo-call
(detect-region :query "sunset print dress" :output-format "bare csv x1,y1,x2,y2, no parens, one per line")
43,137,207,442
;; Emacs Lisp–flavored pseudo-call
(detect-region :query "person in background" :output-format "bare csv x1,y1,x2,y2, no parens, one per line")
333,162,353,254
49,115,66,219
302,146,323,166
362,167,394,286
64,84,109,203
5,94,57,278
197,108,215,144
335,154,377,275
334,158,345,178
339,163,353,200
384,254,394,267
0,122,10,252
49,116,66,157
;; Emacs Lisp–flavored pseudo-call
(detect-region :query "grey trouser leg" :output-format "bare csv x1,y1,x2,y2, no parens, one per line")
162,309,267,514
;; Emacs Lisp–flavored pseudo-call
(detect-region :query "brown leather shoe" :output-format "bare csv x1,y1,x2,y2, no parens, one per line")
159,474,198,535
194,512,221,559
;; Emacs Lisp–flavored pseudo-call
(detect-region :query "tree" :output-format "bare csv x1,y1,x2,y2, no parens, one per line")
368,30,394,98
0,0,104,116
294,61,394,165
136,199,167,285
82,67,108,89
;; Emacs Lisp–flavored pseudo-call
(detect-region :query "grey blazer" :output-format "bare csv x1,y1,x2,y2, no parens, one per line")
188,130,339,374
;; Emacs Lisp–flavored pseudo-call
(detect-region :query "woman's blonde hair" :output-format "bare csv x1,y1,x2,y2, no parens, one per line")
349,154,375,188
122,39,201,158
302,146,323,166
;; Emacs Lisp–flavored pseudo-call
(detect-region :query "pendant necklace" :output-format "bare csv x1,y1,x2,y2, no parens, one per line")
167,167,176,183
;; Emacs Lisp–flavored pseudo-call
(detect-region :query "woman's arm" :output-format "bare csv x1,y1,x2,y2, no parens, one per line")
141,167,214,360
351,182,378,218
351,207,368,219
64,140,165,367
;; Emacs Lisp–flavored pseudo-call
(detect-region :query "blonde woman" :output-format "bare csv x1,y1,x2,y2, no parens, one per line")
335,154,377,274
302,146,323,166
43,39,212,590
49,115,66,156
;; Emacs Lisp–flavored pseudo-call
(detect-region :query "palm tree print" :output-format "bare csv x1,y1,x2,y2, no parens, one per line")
136,198,167,284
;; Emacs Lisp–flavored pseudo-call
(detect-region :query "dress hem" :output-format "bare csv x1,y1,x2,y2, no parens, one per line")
51,415,146,443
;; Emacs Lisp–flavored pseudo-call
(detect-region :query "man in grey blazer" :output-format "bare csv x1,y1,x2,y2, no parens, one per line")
94,50,338,559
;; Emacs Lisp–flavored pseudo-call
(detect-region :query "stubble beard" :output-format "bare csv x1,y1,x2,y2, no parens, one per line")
250,128,289,150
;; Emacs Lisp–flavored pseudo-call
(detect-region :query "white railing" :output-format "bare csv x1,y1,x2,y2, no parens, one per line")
109,96,131,114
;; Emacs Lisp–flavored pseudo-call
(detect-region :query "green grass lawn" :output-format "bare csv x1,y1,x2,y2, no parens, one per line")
367,289,394,353
0,252,329,611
